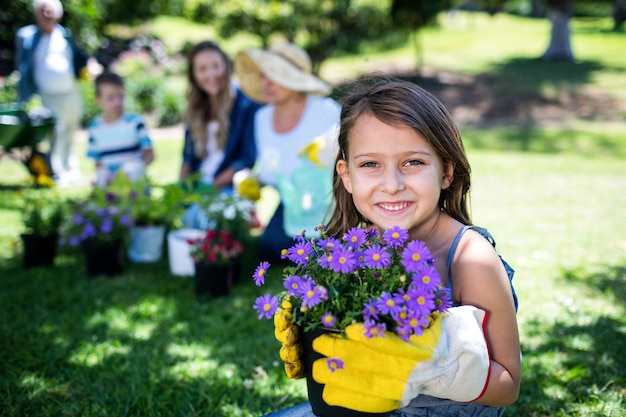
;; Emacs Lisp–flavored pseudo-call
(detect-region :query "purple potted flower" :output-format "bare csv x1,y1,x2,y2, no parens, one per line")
252,225,452,416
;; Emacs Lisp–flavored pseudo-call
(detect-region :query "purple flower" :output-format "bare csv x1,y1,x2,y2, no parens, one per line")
69,235,81,247
365,228,379,239
362,244,391,269
253,261,270,286
119,214,132,226
401,240,433,272
253,294,279,319
407,313,430,336
343,227,366,248
434,287,453,312
129,190,139,199
407,286,435,315
105,192,117,202
376,291,403,316
321,312,336,327
82,222,96,238
326,358,344,372
318,237,341,251
383,226,408,248
329,246,357,274
300,281,324,309
362,300,380,320
72,213,83,224
395,322,413,341
287,241,313,265
283,275,305,296
317,253,333,269
100,217,113,233
363,320,387,338
411,264,441,291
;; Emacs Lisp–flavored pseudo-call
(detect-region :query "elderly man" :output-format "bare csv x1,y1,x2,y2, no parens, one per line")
15,0,90,186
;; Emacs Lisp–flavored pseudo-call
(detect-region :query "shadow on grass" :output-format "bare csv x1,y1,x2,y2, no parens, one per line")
510,264,626,416
0,241,303,416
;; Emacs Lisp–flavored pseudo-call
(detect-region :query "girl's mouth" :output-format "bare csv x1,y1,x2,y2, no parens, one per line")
378,202,409,212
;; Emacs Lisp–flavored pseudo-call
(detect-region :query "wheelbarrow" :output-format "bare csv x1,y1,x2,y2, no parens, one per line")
0,103,55,184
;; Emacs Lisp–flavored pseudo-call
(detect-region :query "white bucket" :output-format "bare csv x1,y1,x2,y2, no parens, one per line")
167,228,205,276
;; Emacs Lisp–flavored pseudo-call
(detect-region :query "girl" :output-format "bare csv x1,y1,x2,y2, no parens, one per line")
268,77,520,416
180,40,259,190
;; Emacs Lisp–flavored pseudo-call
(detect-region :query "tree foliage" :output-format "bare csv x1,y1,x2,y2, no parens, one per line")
390,0,455,29
210,0,393,74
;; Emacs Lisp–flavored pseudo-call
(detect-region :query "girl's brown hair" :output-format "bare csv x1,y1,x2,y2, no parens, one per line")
326,76,472,238
185,41,233,158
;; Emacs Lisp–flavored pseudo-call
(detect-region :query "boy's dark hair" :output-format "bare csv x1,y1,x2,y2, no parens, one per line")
95,71,124,96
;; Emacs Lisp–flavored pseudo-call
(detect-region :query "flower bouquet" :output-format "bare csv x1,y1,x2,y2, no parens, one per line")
252,225,452,416
187,229,244,297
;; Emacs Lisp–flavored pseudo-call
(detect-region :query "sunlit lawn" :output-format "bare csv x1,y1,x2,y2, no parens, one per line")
1,133,624,416
1,10,625,417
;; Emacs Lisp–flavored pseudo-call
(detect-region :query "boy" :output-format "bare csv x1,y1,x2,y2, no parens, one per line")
87,71,155,186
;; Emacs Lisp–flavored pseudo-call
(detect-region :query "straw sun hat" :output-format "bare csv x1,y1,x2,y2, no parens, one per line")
234,43,331,103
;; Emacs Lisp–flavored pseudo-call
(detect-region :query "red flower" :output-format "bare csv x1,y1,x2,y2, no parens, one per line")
188,229,244,265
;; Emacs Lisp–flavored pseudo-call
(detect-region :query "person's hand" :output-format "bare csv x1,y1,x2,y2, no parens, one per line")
311,306,490,413
213,167,235,188
143,148,155,165
274,299,305,379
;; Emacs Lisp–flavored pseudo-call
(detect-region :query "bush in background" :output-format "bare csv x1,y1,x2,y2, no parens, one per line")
157,89,184,127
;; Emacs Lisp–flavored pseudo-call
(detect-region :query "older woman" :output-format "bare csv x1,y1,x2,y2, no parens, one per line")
15,0,90,186
235,43,340,262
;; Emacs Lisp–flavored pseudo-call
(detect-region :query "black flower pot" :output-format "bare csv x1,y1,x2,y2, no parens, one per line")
194,262,233,297
83,240,124,277
302,328,391,417
231,256,242,285
21,233,58,269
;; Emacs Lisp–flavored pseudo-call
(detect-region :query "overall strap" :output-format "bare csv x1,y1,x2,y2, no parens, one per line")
445,225,518,312
446,225,473,286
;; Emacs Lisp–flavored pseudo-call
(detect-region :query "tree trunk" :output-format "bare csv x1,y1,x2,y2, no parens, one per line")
614,0,626,31
542,1,574,61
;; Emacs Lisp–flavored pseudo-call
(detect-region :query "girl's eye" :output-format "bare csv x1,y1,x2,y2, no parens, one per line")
405,160,424,166
360,161,378,168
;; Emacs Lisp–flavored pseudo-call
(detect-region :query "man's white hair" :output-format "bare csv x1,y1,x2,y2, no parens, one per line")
33,0,63,19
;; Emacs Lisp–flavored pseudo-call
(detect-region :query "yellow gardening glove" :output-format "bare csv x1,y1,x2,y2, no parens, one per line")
273,300,305,379
312,305,490,413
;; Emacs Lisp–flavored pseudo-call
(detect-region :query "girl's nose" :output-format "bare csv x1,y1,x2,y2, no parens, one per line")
380,167,406,194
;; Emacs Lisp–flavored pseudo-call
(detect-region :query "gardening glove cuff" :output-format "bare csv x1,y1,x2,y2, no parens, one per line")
274,300,305,379
419,306,490,402
311,306,490,413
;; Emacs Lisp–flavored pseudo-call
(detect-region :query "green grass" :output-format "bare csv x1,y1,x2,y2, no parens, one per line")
1,141,625,416
1,11,625,417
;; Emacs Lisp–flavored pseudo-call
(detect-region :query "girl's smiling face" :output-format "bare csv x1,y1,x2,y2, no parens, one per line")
336,113,454,237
